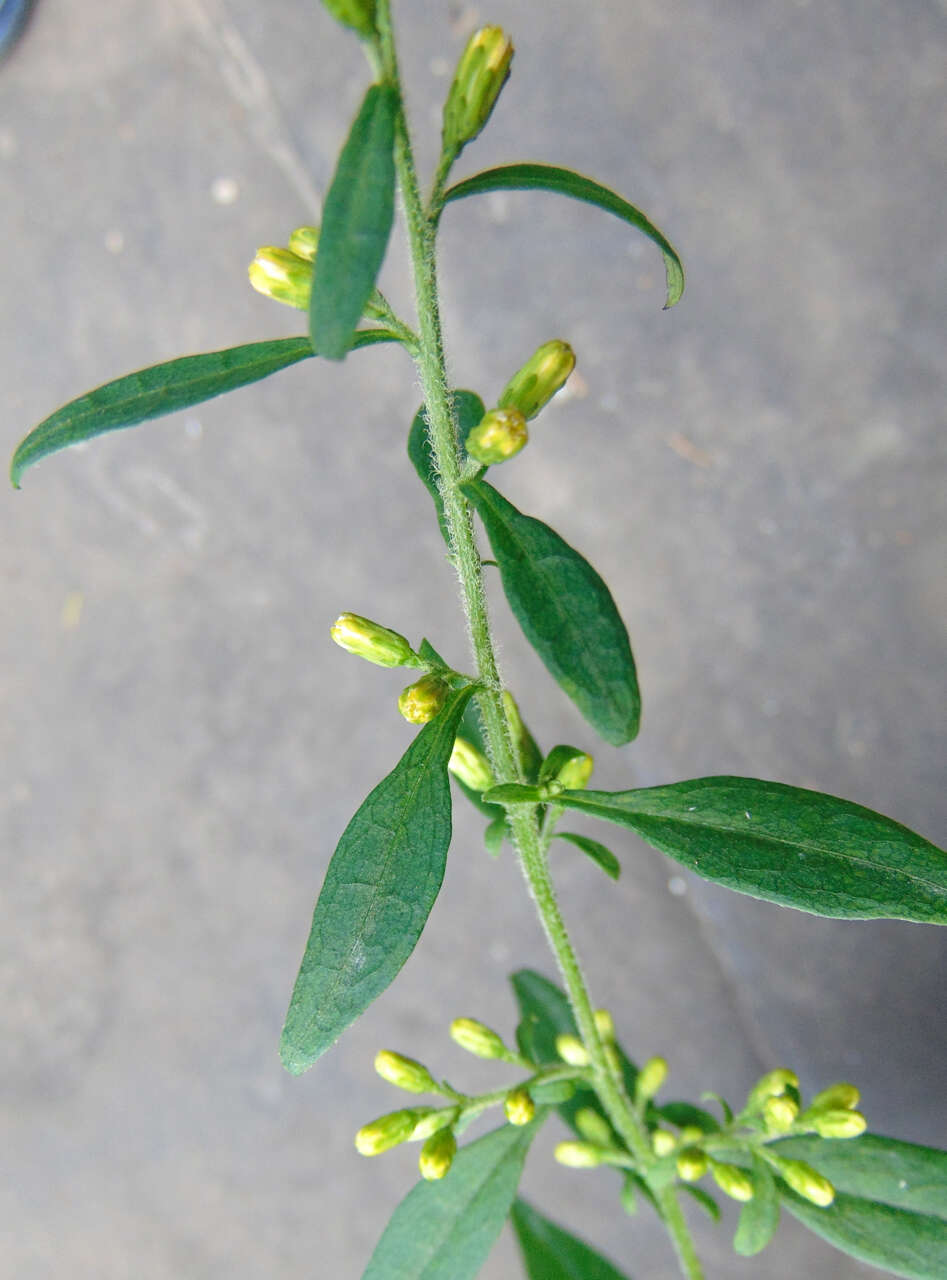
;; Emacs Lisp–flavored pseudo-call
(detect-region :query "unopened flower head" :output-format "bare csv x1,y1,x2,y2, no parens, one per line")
808,1081,860,1113
354,1108,419,1156
763,1093,799,1134
555,1033,590,1067
288,224,320,262
398,674,449,724
809,1108,867,1139
442,26,514,154
547,747,594,791
419,1127,457,1181
504,1088,536,1127
772,1157,835,1207
593,1007,615,1042
465,408,528,465
498,340,576,421
248,246,312,310
320,0,376,38
450,1017,508,1060
448,737,494,793
554,1140,603,1169
636,1056,669,1103
676,1149,708,1182
651,1128,677,1157
330,612,416,668
747,1067,798,1110
410,1107,458,1142
575,1107,613,1147
373,1050,436,1095
709,1159,755,1203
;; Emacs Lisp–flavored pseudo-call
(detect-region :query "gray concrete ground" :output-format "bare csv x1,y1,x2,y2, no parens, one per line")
1,1,945,1276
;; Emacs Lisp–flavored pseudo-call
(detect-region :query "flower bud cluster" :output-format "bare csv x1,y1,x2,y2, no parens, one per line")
465,339,577,467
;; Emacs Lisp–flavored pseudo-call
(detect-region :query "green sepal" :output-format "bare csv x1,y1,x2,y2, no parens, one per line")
407,390,485,543
555,777,947,923
462,479,640,746
310,83,397,360
280,685,475,1073
10,334,388,488
441,162,684,308
511,1198,634,1280
361,1119,544,1280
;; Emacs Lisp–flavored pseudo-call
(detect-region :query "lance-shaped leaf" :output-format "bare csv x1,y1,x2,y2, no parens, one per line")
555,777,947,923
311,82,397,359
734,1156,780,1257
441,163,684,309
362,1120,542,1280
511,1198,634,1280
280,685,474,1074
779,1189,947,1280
552,831,621,881
407,390,486,543
462,479,640,746
772,1134,947,1219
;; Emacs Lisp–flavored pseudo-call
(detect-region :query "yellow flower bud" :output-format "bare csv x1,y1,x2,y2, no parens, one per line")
320,0,376,37
465,408,528,465
593,1008,615,1042
330,612,416,667
448,737,495,793
709,1159,755,1203
772,1157,835,1207
676,1149,708,1182
540,745,595,791
373,1050,437,1095
679,1126,705,1146
287,224,320,262
651,1128,677,1157
398,674,449,724
747,1067,799,1111
419,1127,457,1181
574,1108,613,1147
248,246,313,310
636,1056,669,1104
450,1017,509,1060
808,1108,867,1139
354,1108,418,1156
504,1088,536,1127
410,1107,458,1142
554,1140,604,1169
555,1034,590,1067
442,26,514,154
498,340,576,421
808,1082,860,1112
763,1094,799,1134
603,1043,623,1076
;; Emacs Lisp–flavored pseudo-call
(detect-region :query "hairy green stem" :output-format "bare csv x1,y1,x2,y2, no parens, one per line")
375,5,702,1277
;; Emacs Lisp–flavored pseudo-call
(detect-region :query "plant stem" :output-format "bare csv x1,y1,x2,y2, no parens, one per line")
375,6,702,1277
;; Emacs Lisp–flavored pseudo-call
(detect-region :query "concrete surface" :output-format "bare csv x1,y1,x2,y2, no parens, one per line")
1,1,945,1276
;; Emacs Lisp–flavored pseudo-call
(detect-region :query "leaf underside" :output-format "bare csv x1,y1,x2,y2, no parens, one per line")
558,777,947,922
311,82,398,359
442,162,684,308
280,685,474,1074
462,478,640,746
361,1121,542,1280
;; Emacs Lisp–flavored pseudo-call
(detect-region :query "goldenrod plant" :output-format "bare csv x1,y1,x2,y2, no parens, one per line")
9,3,947,1277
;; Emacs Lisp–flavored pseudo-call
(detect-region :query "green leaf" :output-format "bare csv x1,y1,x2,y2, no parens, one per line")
680,1184,720,1222
280,685,474,1074
462,479,640,746
772,1134,947,1219
11,337,306,488
510,969,637,1141
553,832,621,881
511,1198,634,1280
734,1156,780,1256
310,82,397,360
483,813,508,857
407,390,485,543
654,1101,719,1134
441,163,684,309
780,1189,947,1280
361,1120,542,1280
556,777,947,923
